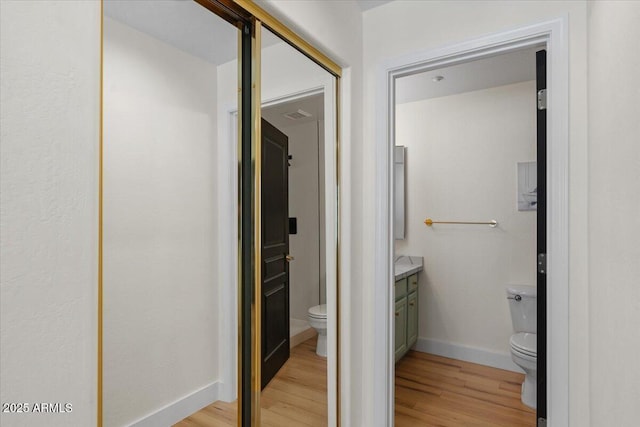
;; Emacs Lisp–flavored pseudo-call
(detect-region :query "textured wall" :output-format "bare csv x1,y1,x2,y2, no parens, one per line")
588,2,640,425
0,1,100,426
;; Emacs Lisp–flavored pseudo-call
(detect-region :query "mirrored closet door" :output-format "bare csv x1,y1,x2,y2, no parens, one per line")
257,25,338,424
102,1,241,425
101,1,341,425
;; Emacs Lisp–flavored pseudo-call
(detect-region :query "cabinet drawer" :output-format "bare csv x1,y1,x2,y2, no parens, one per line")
394,278,407,300
408,273,418,292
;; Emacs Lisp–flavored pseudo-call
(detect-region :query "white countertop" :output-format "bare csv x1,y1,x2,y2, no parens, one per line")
394,255,424,280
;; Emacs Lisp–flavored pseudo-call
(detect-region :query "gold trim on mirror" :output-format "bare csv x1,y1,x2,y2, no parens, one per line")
237,27,244,427
335,77,341,427
251,19,262,427
232,0,341,78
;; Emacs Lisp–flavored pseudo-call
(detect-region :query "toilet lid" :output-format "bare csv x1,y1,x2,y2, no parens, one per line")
510,332,537,357
308,304,327,318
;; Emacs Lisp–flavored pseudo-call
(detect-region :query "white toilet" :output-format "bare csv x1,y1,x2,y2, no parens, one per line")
307,304,327,357
506,285,537,409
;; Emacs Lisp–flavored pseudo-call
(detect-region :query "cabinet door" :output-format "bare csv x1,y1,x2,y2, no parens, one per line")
394,297,407,362
407,291,418,349
394,277,407,300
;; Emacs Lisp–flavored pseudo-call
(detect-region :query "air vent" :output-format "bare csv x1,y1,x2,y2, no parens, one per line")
283,109,312,120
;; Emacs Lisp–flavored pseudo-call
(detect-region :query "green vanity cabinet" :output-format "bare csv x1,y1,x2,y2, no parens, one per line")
394,273,419,362
407,291,418,349
394,297,407,360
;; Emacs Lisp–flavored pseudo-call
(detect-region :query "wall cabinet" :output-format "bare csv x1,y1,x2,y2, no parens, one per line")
394,273,419,362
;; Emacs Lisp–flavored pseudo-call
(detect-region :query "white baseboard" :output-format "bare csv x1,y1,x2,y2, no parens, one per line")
291,327,317,348
129,381,220,427
413,337,523,373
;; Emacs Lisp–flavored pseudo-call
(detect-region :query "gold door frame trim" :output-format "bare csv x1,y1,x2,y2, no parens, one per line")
251,19,262,427
236,27,244,426
335,78,342,426
233,0,342,78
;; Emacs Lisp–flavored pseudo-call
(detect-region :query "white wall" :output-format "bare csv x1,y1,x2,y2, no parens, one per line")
284,120,322,320
588,2,640,426
395,81,536,360
364,2,589,425
103,17,218,426
0,1,99,426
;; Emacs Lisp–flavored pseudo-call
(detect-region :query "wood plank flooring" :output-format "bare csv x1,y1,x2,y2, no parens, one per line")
395,350,535,426
176,338,535,426
175,337,327,427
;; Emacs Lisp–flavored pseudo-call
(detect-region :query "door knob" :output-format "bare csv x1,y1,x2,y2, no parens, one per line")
285,255,295,262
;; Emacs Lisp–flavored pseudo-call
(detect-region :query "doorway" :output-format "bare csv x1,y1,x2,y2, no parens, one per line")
373,19,569,426
392,46,543,425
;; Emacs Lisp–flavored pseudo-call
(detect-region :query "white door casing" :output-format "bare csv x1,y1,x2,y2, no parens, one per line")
373,18,569,426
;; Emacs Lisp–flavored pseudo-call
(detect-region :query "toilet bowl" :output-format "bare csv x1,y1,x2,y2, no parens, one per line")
510,332,537,408
506,285,537,409
307,304,327,357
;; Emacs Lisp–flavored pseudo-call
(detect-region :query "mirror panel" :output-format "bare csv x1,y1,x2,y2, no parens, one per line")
103,1,239,425
258,25,338,424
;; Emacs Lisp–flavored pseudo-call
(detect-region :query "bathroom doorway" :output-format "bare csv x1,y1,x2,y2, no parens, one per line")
373,20,570,426
390,46,547,425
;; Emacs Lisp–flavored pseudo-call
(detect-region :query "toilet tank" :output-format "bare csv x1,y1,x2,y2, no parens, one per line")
506,285,537,333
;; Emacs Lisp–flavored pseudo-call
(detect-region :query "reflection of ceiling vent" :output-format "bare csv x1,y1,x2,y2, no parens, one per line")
283,109,312,120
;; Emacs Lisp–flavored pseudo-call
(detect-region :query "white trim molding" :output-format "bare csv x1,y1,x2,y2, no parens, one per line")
413,339,522,374
129,381,220,427
374,17,569,426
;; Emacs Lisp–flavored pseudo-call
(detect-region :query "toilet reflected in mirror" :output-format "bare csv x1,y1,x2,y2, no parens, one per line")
308,304,328,357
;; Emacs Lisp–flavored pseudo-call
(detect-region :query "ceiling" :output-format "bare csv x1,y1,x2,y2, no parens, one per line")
395,46,541,104
104,0,534,103
103,0,392,65
262,93,324,131
356,0,394,12
104,0,280,65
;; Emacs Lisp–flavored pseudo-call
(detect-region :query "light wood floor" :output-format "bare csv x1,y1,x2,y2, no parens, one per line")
395,350,535,426
175,337,327,427
176,339,535,426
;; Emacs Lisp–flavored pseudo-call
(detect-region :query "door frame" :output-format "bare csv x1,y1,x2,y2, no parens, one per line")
221,84,338,422
373,18,569,426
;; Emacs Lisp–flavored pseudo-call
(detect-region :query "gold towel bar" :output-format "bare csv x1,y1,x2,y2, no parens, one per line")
424,218,498,228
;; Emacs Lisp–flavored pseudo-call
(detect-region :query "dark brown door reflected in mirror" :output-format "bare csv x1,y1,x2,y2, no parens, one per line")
260,119,291,389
